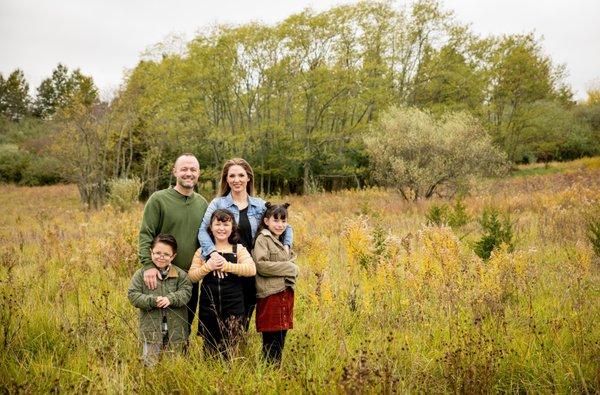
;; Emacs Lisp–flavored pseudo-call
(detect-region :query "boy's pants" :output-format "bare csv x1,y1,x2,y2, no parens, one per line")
142,342,162,367
142,342,186,367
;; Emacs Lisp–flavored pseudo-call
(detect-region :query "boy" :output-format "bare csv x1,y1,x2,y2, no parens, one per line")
128,234,192,366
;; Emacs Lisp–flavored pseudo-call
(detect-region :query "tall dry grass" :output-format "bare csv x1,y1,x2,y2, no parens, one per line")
1,158,599,393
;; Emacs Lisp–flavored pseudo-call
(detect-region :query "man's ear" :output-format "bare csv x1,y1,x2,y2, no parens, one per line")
283,203,290,209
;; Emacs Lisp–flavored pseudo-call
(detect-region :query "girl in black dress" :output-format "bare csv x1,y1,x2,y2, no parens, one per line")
188,209,256,357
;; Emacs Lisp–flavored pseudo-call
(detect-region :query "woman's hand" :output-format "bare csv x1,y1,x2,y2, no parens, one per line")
156,296,171,308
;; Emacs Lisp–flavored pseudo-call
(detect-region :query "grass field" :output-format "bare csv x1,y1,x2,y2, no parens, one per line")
1,157,599,393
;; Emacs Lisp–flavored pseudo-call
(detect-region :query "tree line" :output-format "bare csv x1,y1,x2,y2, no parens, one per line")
1,0,599,206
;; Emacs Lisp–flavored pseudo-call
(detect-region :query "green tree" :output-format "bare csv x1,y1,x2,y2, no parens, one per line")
51,98,111,209
365,106,508,201
33,64,98,119
515,100,597,162
485,34,572,161
473,207,514,260
412,45,485,115
0,70,30,121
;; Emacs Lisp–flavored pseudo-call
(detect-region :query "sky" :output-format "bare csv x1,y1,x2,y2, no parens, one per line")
1,0,598,101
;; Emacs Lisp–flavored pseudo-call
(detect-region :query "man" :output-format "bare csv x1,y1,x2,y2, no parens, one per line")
138,153,208,332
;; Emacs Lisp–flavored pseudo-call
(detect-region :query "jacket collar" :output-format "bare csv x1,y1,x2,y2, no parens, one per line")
223,192,262,208
167,265,178,278
260,229,284,246
155,264,179,278
259,229,295,259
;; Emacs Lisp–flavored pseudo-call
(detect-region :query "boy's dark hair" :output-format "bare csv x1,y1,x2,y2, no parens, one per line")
151,234,178,254
255,202,290,242
207,209,240,245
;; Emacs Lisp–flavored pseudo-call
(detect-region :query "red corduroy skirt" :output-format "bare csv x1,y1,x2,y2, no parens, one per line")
256,288,294,332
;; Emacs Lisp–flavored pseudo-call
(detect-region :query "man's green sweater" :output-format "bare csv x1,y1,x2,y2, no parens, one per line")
139,188,208,271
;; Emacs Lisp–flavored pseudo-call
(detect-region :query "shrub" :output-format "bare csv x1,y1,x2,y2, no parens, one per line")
0,144,29,183
108,177,143,212
19,156,64,186
365,106,508,200
587,215,600,259
426,204,449,226
474,207,514,260
426,198,470,228
447,198,470,228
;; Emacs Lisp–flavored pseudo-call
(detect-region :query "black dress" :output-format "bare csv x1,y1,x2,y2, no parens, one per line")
198,246,244,356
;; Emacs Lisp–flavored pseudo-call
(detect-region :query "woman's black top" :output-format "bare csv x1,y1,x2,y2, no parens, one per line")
237,206,256,314
238,207,253,250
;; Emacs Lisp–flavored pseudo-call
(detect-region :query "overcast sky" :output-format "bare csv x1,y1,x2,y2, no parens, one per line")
1,0,598,101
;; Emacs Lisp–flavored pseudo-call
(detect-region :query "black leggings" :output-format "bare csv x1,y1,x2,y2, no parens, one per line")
262,330,287,364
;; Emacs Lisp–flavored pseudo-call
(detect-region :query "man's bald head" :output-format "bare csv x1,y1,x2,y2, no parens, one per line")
173,153,199,170
172,154,200,194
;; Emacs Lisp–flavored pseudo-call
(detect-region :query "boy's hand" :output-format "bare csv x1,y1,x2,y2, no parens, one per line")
143,268,162,290
156,296,170,308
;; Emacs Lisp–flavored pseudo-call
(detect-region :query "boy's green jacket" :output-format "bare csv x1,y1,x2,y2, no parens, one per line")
128,265,192,344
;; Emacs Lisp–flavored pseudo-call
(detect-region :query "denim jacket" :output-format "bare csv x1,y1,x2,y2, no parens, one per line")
197,193,293,256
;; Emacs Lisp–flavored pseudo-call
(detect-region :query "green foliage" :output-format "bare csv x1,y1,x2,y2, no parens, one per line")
412,45,485,115
485,34,576,162
510,100,598,163
1,1,592,193
426,198,470,228
511,164,561,178
474,207,515,260
33,64,98,119
426,204,449,226
111,0,480,194
586,214,600,259
365,106,508,200
0,144,29,183
0,70,30,121
447,198,470,228
0,117,65,185
108,177,143,212
20,156,63,186
51,101,112,209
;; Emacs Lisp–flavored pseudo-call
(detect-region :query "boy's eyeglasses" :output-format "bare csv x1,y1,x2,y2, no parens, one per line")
152,252,173,259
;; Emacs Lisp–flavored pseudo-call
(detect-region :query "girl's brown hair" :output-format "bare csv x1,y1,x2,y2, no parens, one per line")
255,202,290,243
206,209,240,245
218,158,255,197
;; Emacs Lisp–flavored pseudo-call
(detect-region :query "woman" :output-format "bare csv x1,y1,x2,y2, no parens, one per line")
198,158,293,329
